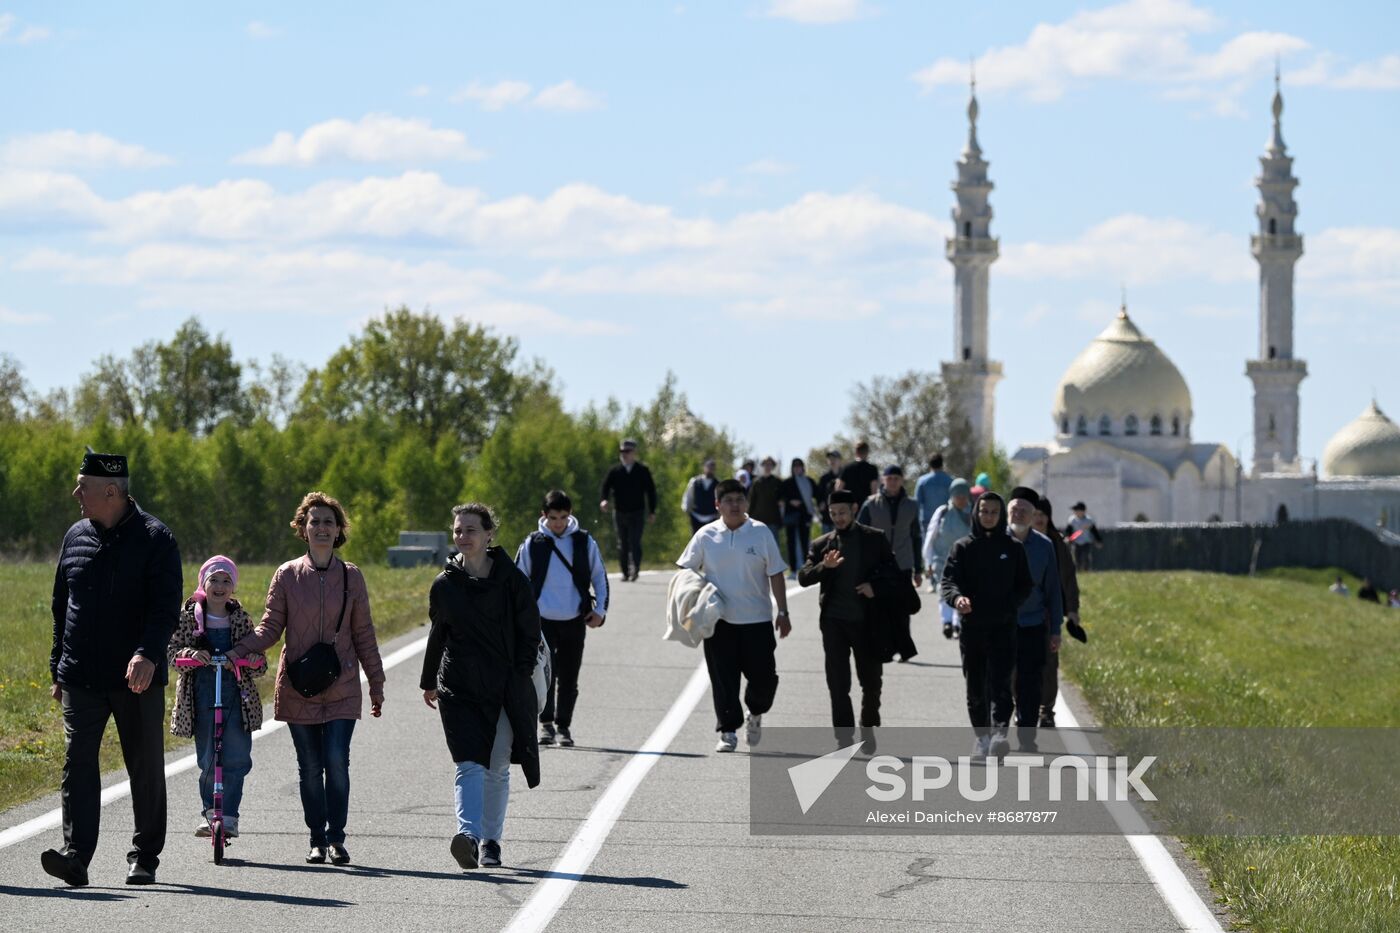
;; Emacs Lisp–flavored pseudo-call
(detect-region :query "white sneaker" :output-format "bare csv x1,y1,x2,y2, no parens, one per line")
744,713,762,747
972,734,991,759
988,728,1011,758
195,816,211,838
715,731,738,753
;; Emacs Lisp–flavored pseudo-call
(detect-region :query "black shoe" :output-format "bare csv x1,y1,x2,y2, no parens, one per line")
480,839,502,867
125,862,157,885
1039,712,1057,729
306,846,327,864
556,727,574,747
451,833,479,870
942,623,954,639
40,849,88,887
328,843,350,865
539,722,556,746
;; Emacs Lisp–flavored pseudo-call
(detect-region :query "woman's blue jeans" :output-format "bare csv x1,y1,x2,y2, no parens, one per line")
288,719,356,846
454,710,512,841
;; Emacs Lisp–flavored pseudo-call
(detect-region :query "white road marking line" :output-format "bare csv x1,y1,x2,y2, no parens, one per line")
0,632,432,852
504,583,812,933
1055,696,1224,931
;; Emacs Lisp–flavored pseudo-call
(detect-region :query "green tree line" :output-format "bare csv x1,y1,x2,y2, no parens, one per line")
0,309,737,566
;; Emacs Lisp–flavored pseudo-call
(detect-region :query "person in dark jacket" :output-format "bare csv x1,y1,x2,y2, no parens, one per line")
798,490,899,748
778,457,817,576
858,465,924,662
747,456,784,548
940,491,1032,760
43,452,182,888
816,450,843,534
1033,498,1081,728
836,440,879,498
599,438,658,581
422,502,542,872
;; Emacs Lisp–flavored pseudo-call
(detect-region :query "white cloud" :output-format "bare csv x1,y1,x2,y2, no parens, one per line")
409,84,431,98
1002,213,1246,284
1301,226,1400,305
452,80,533,110
234,114,485,165
912,0,1309,109
764,0,874,25
0,12,50,44
246,21,279,40
1291,54,1400,91
531,80,603,112
697,177,733,197
17,244,625,336
0,131,172,170
0,305,49,324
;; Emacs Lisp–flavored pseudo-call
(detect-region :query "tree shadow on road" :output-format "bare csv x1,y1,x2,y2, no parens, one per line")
0,883,136,902
155,879,354,908
254,861,687,890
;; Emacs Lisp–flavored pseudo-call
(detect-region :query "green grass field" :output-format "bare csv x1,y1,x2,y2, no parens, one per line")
1065,569,1400,932
0,561,439,813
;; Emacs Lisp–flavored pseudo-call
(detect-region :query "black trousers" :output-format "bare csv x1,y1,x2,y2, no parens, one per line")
60,683,167,869
702,620,779,732
613,509,646,576
1013,623,1047,728
540,616,588,728
690,514,716,533
820,616,883,728
958,619,1015,730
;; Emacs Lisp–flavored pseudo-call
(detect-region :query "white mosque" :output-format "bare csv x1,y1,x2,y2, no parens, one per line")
941,77,1400,530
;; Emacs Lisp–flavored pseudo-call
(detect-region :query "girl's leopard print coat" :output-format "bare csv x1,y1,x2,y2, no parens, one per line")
167,597,268,737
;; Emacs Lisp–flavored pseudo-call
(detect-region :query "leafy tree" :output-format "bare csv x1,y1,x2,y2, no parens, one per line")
0,353,30,422
827,370,976,477
298,307,525,450
973,444,1014,497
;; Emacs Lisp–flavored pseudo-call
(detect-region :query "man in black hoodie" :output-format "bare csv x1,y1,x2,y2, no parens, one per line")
940,491,1032,759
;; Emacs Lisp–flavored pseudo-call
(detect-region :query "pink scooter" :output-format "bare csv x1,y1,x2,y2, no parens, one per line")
174,653,257,864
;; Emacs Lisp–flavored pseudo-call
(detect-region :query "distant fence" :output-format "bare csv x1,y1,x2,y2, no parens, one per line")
1096,518,1400,587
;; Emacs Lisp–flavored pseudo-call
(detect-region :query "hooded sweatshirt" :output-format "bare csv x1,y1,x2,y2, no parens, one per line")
939,492,1033,628
515,515,610,622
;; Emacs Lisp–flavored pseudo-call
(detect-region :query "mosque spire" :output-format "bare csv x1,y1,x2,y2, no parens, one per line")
965,64,982,158
1268,59,1287,156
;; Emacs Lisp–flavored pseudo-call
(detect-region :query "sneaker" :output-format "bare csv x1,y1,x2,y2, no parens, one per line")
952,626,961,640
328,843,350,865
971,734,991,759
988,728,1011,759
744,713,762,747
223,817,240,838
1039,711,1057,729
539,722,556,746
451,833,479,870
195,816,212,837
715,731,738,753
306,846,327,864
557,726,574,747
481,839,502,867
942,622,954,639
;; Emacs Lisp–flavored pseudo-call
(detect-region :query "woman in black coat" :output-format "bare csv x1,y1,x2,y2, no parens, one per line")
421,502,541,871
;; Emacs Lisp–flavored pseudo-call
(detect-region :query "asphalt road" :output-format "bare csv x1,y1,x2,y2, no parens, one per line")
0,569,1226,932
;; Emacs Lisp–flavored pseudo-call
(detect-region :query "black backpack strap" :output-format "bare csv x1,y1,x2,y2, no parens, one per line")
526,533,552,599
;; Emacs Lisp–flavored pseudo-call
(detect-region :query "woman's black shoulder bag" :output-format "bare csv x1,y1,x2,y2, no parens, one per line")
287,562,349,699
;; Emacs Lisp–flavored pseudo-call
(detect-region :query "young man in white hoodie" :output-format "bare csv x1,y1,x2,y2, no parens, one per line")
516,490,609,748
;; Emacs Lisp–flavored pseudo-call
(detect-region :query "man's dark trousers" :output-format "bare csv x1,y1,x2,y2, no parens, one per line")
820,615,882,729
958,618,1015,731
613,509,646,577
60,684,167,869
702,620,779,732
540,617,587,729
1013,623,1046,728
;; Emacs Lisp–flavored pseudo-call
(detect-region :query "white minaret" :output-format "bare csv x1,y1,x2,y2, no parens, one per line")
1246,68,1307,475
941,77,1002,456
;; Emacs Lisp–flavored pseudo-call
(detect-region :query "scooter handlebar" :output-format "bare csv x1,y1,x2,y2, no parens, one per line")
173,655,259,680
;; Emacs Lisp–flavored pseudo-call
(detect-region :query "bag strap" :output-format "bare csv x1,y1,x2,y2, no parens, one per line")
334,558,349,634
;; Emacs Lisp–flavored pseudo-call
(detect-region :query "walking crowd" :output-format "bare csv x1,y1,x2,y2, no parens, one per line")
41,439,1090,886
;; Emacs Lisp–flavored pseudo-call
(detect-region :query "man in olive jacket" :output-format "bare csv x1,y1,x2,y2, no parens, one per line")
940,491,1032,759
43,452,182,888
798,490,900,744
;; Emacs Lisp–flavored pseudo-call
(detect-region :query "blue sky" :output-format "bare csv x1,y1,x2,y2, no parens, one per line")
1,0,1396,469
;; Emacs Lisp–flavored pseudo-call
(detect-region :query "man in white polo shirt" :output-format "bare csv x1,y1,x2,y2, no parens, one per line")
677,478,791,753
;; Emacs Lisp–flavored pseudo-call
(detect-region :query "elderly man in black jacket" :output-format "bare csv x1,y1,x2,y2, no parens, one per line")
43,452,182,887
798,490,901,748
940,491,1031,760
